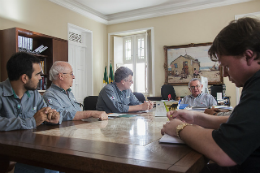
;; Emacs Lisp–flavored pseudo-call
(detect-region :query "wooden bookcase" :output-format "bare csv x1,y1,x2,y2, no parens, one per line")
0,27,68,91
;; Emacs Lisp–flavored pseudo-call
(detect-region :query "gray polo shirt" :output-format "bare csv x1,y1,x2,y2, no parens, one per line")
96,82,141,113
0,79,46,131
181,92,217,107
43,84,82,121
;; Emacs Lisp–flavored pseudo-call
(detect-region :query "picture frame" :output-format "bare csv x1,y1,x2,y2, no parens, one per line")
164,43,223,86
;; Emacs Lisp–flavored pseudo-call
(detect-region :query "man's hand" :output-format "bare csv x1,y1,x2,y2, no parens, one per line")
204,107,219,115
148,101,154,110
92,111,108,121
161,118,183,136
141,101,153,110
33,107,51,126
167,110,195,124
47,109,60,124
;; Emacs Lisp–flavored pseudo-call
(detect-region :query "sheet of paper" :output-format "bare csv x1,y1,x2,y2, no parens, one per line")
108,113,122,117
108,113,138,118
155,101,167,117
159,134,185,144
217,92,222,100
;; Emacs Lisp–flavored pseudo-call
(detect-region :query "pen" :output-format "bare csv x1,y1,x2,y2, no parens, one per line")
164,102,169,112
164,102,171,121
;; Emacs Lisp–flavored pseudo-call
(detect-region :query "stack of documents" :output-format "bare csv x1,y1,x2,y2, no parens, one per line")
214,106,233,110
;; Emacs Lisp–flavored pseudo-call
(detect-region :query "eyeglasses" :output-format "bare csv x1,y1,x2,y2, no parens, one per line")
125,79,133,83
190,85,200,90
63,73,74,76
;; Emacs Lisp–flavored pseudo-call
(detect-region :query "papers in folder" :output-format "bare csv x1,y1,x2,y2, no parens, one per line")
214,106,233,110
159,134,185,144
189,106,233,112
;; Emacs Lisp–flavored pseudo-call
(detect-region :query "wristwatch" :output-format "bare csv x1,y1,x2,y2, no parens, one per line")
176,123,193,139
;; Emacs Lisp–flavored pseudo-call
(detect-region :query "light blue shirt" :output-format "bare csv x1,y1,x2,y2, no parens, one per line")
181,92,217,107
43,84,82,121
0,79,46,131
96,82,141,113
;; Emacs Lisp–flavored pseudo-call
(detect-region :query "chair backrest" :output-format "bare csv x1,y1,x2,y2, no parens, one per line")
147,96,162,101
161,84,176,100
133,92,146,103
83,96,99,110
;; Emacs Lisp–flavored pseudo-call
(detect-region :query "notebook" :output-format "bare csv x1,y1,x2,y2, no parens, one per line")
159,134,185,144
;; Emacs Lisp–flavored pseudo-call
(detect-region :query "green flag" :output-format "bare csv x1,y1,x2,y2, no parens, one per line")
103,66,108,85
109,63,114,83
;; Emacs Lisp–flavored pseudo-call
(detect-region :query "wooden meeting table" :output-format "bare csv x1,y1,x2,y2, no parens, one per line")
0,111,207,173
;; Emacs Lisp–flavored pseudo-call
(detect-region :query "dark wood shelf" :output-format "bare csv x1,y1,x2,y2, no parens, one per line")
0,27,68,89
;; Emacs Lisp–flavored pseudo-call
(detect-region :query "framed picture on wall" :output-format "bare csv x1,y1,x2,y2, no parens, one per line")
164,43,223,85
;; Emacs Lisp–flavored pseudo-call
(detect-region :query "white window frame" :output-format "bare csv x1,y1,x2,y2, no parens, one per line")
122,33,147,93
108,27,155,96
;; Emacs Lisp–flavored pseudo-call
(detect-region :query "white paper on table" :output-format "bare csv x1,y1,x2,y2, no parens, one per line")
159,134,185,144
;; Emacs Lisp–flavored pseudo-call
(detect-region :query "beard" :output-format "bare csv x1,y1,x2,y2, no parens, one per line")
24,80,38,90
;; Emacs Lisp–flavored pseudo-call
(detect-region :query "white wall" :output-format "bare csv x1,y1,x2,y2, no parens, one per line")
0,0,107,95
107,0,260,107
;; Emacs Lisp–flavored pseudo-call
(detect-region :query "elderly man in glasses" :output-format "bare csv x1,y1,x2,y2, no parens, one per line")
43,61,108,121
180,78,217,107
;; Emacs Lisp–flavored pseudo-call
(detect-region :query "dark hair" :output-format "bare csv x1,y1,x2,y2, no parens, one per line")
208,17,260,61
114,66,133,82
7,52,40,81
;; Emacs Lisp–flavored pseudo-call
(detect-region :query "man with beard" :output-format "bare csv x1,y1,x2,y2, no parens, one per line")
0,52,61,173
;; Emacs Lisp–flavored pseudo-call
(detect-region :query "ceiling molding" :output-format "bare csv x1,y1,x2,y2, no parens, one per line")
49,0,108,24
50,0,253,25
235,11,260,19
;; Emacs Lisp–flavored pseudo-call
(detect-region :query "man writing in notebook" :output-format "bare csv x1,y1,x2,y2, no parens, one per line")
161,17,260,173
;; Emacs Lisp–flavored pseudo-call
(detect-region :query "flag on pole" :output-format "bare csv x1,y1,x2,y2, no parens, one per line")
109,63,114,83
103,66,109,86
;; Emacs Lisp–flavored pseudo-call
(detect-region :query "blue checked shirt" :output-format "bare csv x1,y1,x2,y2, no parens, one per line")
181,92,217,107
43,84,82,121
96,82,141,113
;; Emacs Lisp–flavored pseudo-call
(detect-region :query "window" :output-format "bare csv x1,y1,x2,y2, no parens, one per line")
122,33,147,93
174,63,178,68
